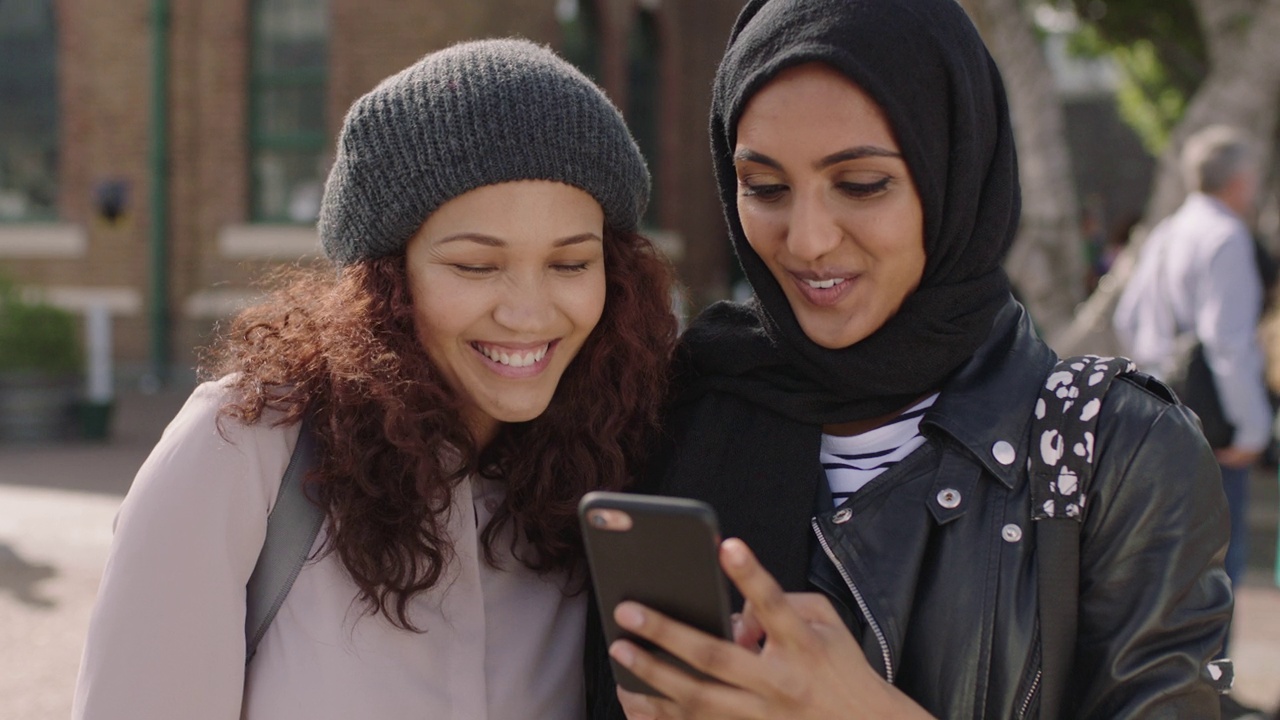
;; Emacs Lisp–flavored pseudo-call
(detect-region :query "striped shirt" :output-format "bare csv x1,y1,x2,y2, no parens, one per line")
821,393,939,504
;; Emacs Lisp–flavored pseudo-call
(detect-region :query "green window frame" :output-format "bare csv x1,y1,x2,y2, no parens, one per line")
0,0,58,222
558,0,601,83
249,0,329,223
627,9,661,229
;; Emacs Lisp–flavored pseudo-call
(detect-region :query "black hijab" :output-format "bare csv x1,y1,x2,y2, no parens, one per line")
681,0,1020,424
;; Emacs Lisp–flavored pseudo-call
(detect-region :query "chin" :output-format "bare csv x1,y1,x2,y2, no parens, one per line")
797,318,865,350
489,401,554,425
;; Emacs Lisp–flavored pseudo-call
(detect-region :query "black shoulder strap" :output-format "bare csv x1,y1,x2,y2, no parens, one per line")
245,415,326,665
1030,355,1133,720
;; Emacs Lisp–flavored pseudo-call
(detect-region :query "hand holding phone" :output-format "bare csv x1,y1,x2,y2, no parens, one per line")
579,491,734,697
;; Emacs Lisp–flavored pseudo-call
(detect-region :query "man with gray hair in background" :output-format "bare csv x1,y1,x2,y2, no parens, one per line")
1115,125,1271,665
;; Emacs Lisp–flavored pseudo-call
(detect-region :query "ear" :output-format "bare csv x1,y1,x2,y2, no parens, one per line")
1216,170,1254,216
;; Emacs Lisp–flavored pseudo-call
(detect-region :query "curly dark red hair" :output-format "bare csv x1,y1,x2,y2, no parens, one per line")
203,227,677,629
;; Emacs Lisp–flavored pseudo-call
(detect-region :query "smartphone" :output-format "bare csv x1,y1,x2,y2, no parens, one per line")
579,491,734,697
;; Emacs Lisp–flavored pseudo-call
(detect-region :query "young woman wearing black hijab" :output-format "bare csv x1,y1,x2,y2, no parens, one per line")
585,0,1232,717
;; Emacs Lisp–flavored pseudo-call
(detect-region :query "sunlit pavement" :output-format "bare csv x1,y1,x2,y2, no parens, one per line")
0,386,188,720
0,484,119,719
1,387,1278,719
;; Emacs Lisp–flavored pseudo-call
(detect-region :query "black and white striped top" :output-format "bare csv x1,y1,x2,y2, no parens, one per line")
820,393,939,504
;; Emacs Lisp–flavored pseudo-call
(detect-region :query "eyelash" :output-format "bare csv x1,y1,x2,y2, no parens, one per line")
738,177,893,202
840,178,891,197
450,262,592,275
739,183,787,202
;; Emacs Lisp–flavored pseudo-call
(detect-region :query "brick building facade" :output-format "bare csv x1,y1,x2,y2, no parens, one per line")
0,0,745,385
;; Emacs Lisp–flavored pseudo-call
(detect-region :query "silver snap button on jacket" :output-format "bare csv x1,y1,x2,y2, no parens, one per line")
1001,523,1023,543
936,488,962,509
992,440,1016,465
832,507,853,524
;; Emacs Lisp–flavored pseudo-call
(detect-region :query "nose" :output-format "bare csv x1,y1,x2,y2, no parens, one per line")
492,275,558,334
786,189,843,262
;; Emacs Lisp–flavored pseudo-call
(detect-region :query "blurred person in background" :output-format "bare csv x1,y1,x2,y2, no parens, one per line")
1115,125,1271,620
1115,124,1271,719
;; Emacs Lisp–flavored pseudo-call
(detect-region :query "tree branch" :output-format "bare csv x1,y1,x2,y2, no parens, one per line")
1192,0,1265,69
960,0,1085,337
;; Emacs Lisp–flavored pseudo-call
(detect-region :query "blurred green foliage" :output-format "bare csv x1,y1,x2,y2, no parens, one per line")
0,274,81,374
1067,0,1206,153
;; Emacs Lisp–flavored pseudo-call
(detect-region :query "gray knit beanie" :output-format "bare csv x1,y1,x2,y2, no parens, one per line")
318,38,650,265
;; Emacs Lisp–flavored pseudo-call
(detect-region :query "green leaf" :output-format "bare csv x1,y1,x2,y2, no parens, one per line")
0,274,81,374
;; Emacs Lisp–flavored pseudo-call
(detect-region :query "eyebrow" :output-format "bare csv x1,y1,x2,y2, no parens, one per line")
733,146,902,171
436,232,602,248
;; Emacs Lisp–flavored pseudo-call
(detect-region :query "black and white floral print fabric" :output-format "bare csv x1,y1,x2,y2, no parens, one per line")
1030,355,1137,523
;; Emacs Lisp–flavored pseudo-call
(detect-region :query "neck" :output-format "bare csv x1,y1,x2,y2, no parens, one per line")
1205,181,1252,220
822,392,931,437
1207,192,1240,218
465,412,500,450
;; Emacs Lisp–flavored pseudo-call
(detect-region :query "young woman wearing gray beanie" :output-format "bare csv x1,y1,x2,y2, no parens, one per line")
586,0,1231,718
74,39,676,719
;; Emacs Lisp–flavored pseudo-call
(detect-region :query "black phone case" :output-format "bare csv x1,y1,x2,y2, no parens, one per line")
579,491,733,697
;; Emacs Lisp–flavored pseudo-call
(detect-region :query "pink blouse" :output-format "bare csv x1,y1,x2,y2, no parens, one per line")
73,380,586,719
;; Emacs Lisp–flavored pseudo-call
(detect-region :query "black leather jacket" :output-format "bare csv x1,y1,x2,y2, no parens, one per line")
586,300,1231,719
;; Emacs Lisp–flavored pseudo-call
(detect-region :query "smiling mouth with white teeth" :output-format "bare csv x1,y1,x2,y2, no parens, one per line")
804,278,848,289
473,342,550,368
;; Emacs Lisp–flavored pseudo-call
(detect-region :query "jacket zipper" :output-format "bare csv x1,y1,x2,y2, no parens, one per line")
1016,669,1041,720
811,518,894,683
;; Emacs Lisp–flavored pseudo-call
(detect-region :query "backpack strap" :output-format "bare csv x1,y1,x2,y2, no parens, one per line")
245,415,326,664
1030,355,1133,720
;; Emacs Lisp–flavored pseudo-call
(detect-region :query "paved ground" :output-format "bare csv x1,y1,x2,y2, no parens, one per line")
0,385,188,719
2,386,1279,718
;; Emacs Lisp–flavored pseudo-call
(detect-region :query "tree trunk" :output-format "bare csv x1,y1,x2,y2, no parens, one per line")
960,0,1086,339
1195,0,1262,71
1054,0,1280,356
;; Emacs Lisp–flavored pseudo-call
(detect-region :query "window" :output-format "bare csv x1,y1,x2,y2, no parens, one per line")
557,0,601,83
627,9,661,228
250,0,329,223
559,2,668,229
0,0,58,221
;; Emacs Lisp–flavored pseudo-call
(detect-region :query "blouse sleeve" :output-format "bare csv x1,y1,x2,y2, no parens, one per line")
1073,393,1233,718
72,380,298,720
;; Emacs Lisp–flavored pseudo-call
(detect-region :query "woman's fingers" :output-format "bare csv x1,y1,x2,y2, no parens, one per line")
616,686,666,720
732,607,766,649
736,593,838,650
612,601,764,687
718,539,817,646
607,539,878,718
607,538,936,719
611,638,765,719
739,592,842,632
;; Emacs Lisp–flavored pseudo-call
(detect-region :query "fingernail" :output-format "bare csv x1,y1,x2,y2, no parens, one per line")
723,538,748,567
615,602,644,629
610,640,637,667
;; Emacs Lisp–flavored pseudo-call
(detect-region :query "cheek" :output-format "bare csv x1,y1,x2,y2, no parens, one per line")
412,277,481,350
574,272,608,332
736,202,765,242
866,201,924,270
404,269,436,349
737,205,785,266
905,207,926,284
884,218,926,301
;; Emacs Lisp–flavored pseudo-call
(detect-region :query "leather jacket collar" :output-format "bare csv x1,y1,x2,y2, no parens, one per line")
924,296,1057,489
